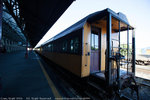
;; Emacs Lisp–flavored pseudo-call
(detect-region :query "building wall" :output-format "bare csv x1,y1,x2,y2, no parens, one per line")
1,36,25,53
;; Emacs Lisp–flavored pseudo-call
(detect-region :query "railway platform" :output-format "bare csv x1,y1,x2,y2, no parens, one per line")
0,51,79,99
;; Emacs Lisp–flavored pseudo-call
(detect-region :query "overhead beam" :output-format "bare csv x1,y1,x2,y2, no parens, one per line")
3,0,25,33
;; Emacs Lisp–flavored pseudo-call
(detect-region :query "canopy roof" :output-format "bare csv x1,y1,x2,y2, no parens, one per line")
42,8,134,46
2,9,26,44
3,0,74,47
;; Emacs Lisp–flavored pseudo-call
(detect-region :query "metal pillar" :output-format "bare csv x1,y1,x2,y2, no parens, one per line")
0,0,2,53
127,25,129,74
132,29,135,74
117,21,121,89
0,0,2,90
105,13,112,86
25,40,28,58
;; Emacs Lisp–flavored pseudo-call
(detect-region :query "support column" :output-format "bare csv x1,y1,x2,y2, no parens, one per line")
132,29,135,74
127,25,129,74
105,13,112,86
0,0,2,90
0,0,2,53
25,40,28,58
117,21,121,89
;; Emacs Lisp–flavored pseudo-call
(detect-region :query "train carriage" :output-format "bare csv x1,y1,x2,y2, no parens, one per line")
36,8,137,98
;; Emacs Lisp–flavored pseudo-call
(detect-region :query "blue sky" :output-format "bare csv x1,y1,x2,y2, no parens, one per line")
36,0,150,49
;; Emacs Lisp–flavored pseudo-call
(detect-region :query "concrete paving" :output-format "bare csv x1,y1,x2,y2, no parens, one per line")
0,51,58,98
136,65,150,80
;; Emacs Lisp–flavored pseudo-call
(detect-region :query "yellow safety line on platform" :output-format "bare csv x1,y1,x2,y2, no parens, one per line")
37,59,62,98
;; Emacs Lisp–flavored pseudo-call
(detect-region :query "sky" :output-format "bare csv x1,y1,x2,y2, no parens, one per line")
36,0,150,49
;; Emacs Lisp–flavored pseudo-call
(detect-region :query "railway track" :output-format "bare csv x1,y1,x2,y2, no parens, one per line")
40,54,150,100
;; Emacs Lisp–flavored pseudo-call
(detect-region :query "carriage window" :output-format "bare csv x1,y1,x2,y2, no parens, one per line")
62,40,67,52
95,35,98,50
46,46,48,50
91,33,99,50
54,43,56,52
91,34,95,50
51,44,53,52
56,42,59,52
48,44,51,51
74,37,79,53
70,37,79,54
70,39,74,52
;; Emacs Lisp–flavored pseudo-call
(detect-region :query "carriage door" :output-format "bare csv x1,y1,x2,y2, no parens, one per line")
90,27,101,73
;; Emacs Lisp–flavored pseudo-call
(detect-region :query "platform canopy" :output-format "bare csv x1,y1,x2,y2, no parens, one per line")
2,0,74,47
2,10,26,44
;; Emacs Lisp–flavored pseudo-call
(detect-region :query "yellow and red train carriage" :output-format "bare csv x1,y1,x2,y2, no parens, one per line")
36,8,137,98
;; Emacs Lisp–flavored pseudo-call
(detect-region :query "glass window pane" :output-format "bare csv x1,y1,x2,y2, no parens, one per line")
74,37,79,53
71,39,74,52
62,40,67,52
95,34,99,50
91,34,95,50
